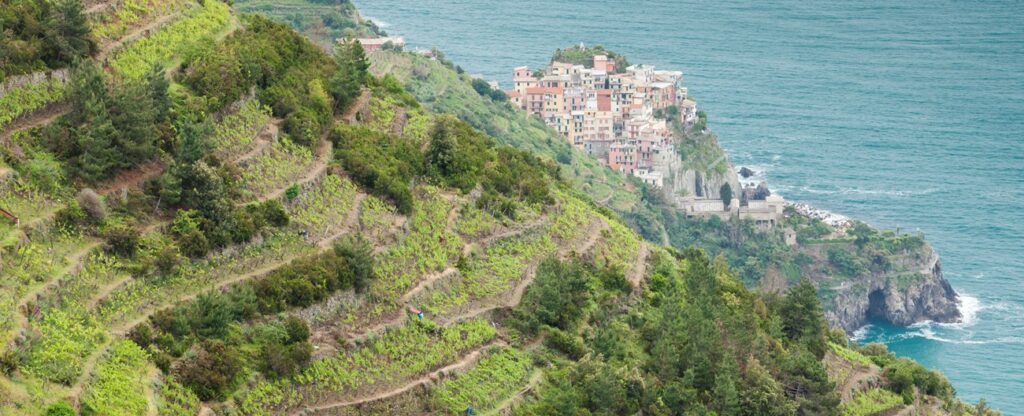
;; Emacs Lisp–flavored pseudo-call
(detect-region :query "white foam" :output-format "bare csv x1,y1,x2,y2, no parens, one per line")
363,16,391,28
850,324,873,342
956,294,982,327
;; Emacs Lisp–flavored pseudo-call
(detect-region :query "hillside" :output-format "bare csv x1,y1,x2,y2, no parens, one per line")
0,1,995,415
369,49,961,333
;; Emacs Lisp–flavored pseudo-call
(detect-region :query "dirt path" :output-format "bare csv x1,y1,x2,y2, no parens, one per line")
840,363,882,401
13,242,100,328
144,365,160,416
343,90,372,125
109,195,364,336
251,138,332,204
400,267,458,302
69,338,110,400
96,160,165,196
232,119,281,164
484,369,544,416
97,12,183,62
627,243,650,288
85,1,115,14
390,106,408,136
1,104,69,148
565,219,608,257
313,193,367,249
86,275,133,310
297,341,505,415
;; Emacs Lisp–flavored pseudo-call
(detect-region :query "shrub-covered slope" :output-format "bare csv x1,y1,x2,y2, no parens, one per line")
0,1,994,415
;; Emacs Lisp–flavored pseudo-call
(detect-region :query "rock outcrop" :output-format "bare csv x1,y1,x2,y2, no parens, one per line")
826,246,961,332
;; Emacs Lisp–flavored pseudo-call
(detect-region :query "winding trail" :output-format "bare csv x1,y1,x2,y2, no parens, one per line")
109,193,367,336
0,104,68,144
400,267,458,302
484,369,544,416
390,106,408,136
86,275,133,310
839,363,882,401
249,138,333,205
627,243,650,288
97,12,183,62
13,242,100,332
343,90,372,124
232,118,281,164
95,160,166,196
296,341,506,415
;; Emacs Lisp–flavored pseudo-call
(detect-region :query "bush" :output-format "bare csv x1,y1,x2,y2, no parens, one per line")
77,188,106,221
173,340,242,401
284,316,310,344
45,401,76,416
54,200,89,230
261,341,312,378
104,225,141,257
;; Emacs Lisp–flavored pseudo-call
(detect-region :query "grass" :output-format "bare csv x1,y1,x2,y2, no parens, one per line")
830,342,874,367
79,341,151,416
840,388,904,416
90,0,192,44
109,0,232,79
368,187,462,309
95,231,315,329
238,319,498,415
590,216,641,273
431,347,533,415
287,174,359,240
210,99,272,160
359,194,397,240
423,229,555,314
238,137,316,202
0,77,66,130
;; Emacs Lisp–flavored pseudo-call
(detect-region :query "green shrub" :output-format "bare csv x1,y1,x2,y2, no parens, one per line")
173,340,242,401
45,401,76,416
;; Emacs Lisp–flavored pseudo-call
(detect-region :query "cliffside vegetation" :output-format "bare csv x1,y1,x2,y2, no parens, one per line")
0,0,995,415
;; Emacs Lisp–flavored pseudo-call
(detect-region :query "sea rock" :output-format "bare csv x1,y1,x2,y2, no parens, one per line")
825,246,961,332
738,166,754,178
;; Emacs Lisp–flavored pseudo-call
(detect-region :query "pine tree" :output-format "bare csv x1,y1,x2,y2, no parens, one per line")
45,0,94,64
780,279,828,359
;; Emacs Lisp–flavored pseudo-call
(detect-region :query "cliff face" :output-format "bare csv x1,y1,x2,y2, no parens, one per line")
825,246,961,332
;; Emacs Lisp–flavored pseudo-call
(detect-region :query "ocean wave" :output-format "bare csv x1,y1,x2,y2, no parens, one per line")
363,16,391,28
798,185,939,197
912,327,1024,345
850,324,873,342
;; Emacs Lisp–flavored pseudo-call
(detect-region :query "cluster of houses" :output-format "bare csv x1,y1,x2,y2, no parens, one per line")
345,37,788,229
505,55,698,188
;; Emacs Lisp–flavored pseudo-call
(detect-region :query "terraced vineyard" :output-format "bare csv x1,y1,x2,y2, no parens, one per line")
0,1,990,415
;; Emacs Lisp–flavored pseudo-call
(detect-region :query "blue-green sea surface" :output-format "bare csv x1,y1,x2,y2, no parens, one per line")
354,0,1024,411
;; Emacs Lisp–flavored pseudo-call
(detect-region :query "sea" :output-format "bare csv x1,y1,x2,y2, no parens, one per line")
353,0,1024,411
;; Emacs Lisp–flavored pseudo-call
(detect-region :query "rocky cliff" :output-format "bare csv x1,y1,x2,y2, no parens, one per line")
824,245,961,332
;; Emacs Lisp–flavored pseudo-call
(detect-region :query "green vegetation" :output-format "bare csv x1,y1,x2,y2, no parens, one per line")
0,2,995,415
840,388,904,416
90,0,192,43
208,99,272,159
550,44,629,72
0,0,95,80
233,0,383,47
80,341,150,416
39,60,168,182
110,0,231,79
431,347,533,414
239,318,498,415
0,76,66,130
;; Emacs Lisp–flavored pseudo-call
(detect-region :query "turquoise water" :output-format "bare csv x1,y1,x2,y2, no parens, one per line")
353,0,1024,411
